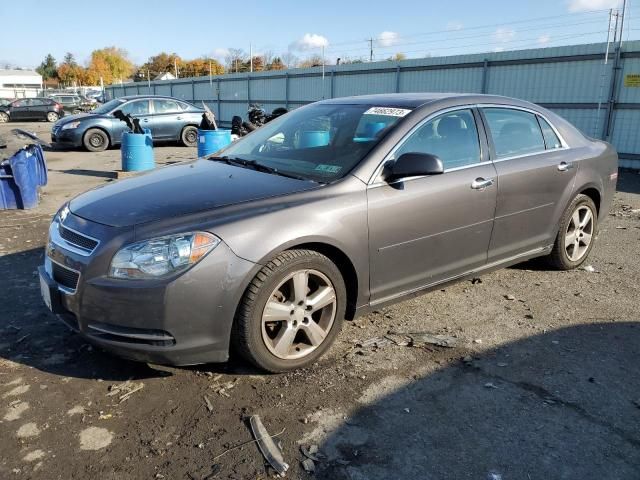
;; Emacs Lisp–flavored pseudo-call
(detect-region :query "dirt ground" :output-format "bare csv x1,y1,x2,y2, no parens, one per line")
1,121,639,480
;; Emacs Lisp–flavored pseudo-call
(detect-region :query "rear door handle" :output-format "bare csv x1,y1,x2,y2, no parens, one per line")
471,177,494,190
558,161,574,172
176,116,182,120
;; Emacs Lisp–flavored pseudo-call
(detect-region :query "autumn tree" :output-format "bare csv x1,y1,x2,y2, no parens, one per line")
181,57,224,77
267,57,286,70
86,47,134,84
225,48,247,73
36,54,58,80
138,52,183,78
389,53,407,61
57,53,84,86
299,54,324,68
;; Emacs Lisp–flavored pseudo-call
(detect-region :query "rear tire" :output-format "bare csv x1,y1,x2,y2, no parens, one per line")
83,128,109,152
546,194,597,270
233,249,346,372
181,126,198,147
46,112,59,123
0,112,8,123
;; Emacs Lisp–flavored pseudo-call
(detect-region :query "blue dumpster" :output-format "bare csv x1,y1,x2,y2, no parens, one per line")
121,129,154,172
0,148,40,209
197,129,231,157
299,130,330,148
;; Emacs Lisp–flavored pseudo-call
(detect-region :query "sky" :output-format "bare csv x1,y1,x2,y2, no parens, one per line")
0,0,636,69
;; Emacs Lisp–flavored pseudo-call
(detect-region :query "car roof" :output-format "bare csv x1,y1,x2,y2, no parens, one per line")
119,95,190,101
317,93,538,110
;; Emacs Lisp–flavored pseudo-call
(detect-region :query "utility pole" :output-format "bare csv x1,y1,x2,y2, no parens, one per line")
174,58,178,78
250,43,253,73
368,38,374,62
147,68,150,91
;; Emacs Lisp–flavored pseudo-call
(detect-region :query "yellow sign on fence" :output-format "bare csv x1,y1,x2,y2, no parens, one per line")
624,74,640,87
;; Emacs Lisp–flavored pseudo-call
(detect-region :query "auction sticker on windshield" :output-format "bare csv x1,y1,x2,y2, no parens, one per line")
363,107,412,117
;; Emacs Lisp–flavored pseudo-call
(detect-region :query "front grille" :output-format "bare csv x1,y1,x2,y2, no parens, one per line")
58,224,99,253
52,262,80,291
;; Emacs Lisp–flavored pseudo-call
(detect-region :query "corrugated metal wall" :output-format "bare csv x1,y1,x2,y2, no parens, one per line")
107,41,640,168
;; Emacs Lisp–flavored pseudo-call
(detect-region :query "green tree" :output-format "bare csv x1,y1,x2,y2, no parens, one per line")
36,54,58,80
63,52,77,66
138,52,183,78
267,57,286,70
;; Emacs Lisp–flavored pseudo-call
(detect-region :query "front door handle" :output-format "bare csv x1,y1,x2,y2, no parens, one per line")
558,161,574,172
176,116,182,120
471,177,494,190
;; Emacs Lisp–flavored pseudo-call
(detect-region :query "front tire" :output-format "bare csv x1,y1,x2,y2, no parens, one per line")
233,250,346,372
0,112,9,123
181,126,198,147
547,194,597,270
83,128,109,152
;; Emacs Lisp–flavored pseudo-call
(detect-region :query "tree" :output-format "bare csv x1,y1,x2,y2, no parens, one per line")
299,54,324,68
138,52,183,78
63,52,77,66
36,54,58,80
242,56,264,72
86,47,134,84
57,62,84,86
267,57,286,71
182,57,224,77
225,48,247,73
390,53,406,61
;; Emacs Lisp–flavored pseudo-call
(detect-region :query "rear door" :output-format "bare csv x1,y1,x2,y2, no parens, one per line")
30,99,49,119
481,107,577,262
9,99,30,120
367,107,498,303
150,99,187,139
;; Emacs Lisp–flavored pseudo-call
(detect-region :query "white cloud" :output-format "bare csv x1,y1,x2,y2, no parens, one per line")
446,21,464,31
377,31,400,47
290,33,329,51
493,27,516,43
537,34,551,45
567,0,622,12
493,47,505,53
210,48,230,60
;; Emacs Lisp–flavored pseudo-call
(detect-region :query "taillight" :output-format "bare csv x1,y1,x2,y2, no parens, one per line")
54,103,63,109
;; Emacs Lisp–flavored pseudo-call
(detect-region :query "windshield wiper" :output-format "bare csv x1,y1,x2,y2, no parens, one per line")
211,156,315,182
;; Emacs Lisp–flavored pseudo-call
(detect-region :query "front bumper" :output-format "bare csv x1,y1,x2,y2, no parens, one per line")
41,213,257,365
51,126,83,147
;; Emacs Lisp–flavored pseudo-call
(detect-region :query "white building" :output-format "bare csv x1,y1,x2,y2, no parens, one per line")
0,69,43,99
154,72,176,81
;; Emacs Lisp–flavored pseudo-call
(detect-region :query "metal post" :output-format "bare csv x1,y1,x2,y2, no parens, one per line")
169,82,173,97
191,79,195,103
285,72,289,110
217,77,221,120
247,74,251,110
602,7,624,140
395,65,401,93
481,59,489,93
330,70,335,98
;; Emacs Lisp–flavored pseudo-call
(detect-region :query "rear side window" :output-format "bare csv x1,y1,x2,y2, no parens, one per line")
538,116,562,150
393,108,481,170
483,108,545,159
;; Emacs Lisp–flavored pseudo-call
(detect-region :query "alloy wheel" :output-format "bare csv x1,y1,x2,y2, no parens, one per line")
47,112,58,122
261,269,337,360
565,205,594,262
89,134,104,148
0,112,9,123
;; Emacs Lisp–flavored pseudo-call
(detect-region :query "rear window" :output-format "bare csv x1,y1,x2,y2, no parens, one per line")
483,108,545,159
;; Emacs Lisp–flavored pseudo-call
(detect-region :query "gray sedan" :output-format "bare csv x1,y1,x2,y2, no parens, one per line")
51,95,204,151
39,93,618,372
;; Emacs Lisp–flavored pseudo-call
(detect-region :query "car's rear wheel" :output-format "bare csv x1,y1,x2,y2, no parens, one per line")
233,249,346,372
46,112,59,123
547,194,597,270
0,112,9,123
181,126,198,147
72,109,82,114
83,128,109,152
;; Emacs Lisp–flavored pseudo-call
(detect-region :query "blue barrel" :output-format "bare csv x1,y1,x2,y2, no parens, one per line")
299,130,330,148
121,129,155,172
197,129,232,157
0,148,39,209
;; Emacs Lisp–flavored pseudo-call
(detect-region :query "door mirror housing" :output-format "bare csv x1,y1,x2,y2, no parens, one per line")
385,152,444,181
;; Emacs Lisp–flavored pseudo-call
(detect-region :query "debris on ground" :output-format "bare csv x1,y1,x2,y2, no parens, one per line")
388,331,459,348
582,265,596,273
209,378,239,397
462,355,474,365
203,395,214,413
106,380,145,403
471,277,482,284
249,415,289,476
356,337,393,349
504,294,516,301
484,382,499,389
300,445,323,462
301,458,315,473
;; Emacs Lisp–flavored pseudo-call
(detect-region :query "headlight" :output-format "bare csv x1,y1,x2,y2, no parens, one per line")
61,121,81,130
109,232,220,279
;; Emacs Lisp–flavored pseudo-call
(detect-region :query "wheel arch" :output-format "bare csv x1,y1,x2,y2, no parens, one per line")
577,186,602,216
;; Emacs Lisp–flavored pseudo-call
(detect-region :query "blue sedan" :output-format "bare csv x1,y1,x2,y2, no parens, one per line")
51,95,205,152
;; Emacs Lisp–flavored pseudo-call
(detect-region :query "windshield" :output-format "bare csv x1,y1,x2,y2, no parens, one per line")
216,103,411,182
93,98,125,115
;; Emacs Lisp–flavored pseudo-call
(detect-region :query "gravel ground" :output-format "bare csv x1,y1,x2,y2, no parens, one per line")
1,121,639,479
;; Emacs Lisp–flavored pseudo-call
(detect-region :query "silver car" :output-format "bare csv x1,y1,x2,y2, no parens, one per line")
39,93,618,372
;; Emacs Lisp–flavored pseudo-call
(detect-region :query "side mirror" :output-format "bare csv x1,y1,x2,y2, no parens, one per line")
385,152,444,181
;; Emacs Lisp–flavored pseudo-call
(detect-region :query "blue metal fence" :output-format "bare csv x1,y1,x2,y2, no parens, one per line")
107,41,640,168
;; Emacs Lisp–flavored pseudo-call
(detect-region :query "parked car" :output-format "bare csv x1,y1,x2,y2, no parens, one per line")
39,93,618,372
0,97,15,107
50,95,204,151
47,94,94,115
0,98,65,123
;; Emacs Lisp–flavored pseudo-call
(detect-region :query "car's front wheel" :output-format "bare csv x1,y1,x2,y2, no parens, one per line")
0,112,9,123
233,250,346,372
46,112,59,123
181,126,198,147
83,128,109,152
547,194,597,270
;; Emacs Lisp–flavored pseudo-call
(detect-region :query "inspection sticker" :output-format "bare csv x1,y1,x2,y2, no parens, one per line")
364,107,412,117
315,164,342,173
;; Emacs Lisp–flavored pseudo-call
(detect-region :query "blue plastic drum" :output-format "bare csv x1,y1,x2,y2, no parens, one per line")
121,129,155,172
197,129,232,157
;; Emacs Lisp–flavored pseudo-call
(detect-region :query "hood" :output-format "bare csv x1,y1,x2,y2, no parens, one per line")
56,112,94,124
69,160,319,227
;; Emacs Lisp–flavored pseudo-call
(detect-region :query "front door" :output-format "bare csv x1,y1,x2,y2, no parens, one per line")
368,108,497,304
480,107,578,262
9,99,29,120
112,99,152,141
